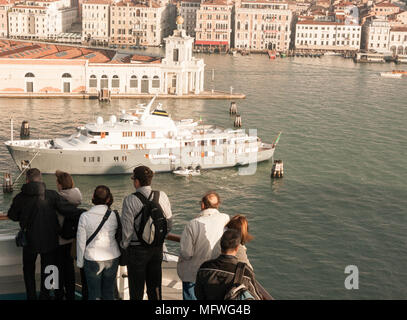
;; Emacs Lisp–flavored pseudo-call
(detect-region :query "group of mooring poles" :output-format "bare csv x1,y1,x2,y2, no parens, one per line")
229,102,242,128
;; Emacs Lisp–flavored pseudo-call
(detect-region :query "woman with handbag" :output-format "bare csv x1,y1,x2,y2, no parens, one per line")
54,170,82,300
76,185,121,300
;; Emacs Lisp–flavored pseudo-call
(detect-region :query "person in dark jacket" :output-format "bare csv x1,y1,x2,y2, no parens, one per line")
7,168,81,300
54,170,82,301
194,229,261,300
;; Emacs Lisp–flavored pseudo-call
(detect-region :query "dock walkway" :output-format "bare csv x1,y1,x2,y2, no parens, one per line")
0,90,245,100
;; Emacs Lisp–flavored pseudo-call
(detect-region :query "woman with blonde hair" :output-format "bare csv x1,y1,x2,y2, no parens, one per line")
212,214,254,270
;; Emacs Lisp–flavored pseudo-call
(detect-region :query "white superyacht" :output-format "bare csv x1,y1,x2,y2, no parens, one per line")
5,96,278,175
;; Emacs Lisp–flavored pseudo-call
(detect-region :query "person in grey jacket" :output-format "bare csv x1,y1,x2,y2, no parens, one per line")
177,192,230,300
54,170,82,300
120,166,172,300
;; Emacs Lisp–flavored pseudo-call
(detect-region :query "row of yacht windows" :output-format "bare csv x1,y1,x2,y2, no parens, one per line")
123,131,146,137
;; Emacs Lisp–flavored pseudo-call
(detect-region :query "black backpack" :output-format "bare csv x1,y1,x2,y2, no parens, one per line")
60,208,86,240
133,191,167,247
224,262,256,300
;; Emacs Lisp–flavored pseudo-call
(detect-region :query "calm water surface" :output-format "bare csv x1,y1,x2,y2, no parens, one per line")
0,53,406,299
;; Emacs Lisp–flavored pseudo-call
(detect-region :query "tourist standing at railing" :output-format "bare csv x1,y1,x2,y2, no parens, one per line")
194,229,261,300
211,214,254,270
76,186,120,300
120,166,173,300
7,168,81,300
54,170,82,300
177,191,230,300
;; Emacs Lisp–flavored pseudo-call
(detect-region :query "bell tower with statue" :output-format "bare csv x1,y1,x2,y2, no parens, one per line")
162,16,205,96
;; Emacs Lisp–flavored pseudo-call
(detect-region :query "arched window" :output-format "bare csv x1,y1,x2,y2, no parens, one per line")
136,9,140,17
141,75,149,93
62,73,72,78
130,75,137,88
25,72,35,78
152,75,160,88
89,75,97,88
112,75,120,88
100,75,108,89
398,46,403,55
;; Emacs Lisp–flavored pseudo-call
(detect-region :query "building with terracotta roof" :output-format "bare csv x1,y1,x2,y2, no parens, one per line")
194,0,233,50
234,1,293,52
0,20,205,95
295,20,361,51
8,0,78,40
372,2,401,17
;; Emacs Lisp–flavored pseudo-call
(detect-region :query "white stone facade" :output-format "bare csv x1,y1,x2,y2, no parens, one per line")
8,0,77,39
363,18,391,53
82,0,111,43
295,21,361,51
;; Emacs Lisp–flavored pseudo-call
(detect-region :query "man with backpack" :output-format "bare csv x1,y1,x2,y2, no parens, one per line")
194,229,262,300
120,166,172,300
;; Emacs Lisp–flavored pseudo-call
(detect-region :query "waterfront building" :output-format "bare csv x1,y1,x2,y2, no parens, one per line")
82,0,112,45
0,0,15,38
8,0,78,40
194,0,233,51
234,0,292,52
362,17,391,53
0,18,204,96
109,0,176,47
295,20,361,51
179,0,201,37
389,26,407,55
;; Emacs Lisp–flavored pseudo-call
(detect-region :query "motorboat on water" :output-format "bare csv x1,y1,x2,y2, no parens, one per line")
380,70,405,78
5,96,280,175
172,167,201,177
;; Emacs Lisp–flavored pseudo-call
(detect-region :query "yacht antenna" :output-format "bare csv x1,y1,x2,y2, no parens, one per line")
10,117,13,142
141,94,157,121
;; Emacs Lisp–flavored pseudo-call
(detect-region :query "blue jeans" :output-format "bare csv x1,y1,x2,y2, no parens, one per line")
183,281,197,300
83,258,119,300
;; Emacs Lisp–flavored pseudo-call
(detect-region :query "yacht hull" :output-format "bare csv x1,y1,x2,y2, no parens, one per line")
6,142,275,175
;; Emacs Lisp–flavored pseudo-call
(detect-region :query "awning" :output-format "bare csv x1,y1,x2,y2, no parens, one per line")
195,41,229,46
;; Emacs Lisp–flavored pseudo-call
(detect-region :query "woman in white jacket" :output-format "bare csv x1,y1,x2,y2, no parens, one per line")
76,185,120,300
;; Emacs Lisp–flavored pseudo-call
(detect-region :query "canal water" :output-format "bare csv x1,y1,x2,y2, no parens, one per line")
1,53,406,299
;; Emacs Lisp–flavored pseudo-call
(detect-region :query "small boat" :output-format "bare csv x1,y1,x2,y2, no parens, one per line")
380,71,403,78
324,51,341,56
267,50,276,60
172,168,201,177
